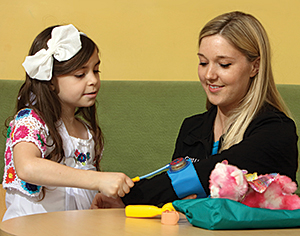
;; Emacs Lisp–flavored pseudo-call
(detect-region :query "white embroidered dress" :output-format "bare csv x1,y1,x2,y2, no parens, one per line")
2,108,98,221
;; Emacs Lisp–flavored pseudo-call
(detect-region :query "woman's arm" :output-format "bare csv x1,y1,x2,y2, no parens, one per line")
122,109,298,206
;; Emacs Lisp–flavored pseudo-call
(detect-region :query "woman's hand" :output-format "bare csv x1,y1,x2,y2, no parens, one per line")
90,193,125,209
182,194,197,200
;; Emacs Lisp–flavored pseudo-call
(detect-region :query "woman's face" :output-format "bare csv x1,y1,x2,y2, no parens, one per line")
198,34,258,113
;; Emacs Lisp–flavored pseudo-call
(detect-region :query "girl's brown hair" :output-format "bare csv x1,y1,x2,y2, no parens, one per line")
16,25,103,170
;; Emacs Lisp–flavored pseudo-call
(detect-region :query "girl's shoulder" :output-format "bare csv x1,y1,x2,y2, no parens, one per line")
14,108,46,126
9,108,48,133
8,108,49,150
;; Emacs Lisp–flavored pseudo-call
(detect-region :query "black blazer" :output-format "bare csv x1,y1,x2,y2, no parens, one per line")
123,104,298,206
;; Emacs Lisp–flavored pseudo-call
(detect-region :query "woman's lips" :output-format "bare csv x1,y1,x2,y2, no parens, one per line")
208,84,224,92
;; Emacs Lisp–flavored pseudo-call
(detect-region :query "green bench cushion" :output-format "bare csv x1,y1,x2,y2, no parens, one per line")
1,80,299,195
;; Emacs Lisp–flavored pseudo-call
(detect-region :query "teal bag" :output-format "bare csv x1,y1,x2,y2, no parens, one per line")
173,198,300,230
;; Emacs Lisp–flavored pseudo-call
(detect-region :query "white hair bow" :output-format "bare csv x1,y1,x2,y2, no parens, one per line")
22,24,82,81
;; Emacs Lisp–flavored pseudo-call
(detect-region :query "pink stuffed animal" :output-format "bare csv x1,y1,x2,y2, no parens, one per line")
209,160,300,210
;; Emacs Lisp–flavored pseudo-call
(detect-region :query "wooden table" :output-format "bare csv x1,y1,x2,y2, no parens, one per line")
1,209,300,236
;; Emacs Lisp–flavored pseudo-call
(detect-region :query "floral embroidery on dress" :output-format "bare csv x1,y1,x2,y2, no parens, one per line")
10,126,16,140
21,181,41,194
6,125,12,139
2,108,47,197
12,125,29,143
31,110,45,126
5,167,16,184
15,108,31,121
33,130,47,152
74,149,91,165
5,147,12,166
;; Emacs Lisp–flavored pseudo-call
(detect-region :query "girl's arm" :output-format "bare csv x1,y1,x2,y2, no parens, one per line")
13,141,134,198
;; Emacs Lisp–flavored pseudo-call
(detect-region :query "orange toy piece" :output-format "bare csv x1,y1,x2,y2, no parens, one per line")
161,211,180,225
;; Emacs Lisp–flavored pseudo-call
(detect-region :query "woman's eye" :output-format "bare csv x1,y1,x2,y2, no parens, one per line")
94,70,101,74
199,62,208,66
220,63,231,68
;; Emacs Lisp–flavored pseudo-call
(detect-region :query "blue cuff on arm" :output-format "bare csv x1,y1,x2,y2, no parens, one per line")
167,158,207,199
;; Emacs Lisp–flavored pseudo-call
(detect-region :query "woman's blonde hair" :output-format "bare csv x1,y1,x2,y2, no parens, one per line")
198,11,290,151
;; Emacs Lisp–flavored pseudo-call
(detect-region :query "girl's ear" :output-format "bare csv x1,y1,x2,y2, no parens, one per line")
50,77,57,92
50,83,56,91
250,57,260,78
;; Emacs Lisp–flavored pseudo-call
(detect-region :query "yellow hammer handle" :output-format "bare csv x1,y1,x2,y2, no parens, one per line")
125,203,175,218
125,205,163,218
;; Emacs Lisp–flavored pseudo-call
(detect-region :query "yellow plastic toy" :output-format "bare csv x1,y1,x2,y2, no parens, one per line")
131,176,141,182
125,203,175,218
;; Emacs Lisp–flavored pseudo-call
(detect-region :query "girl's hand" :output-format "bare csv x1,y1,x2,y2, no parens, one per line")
90,193,125,209
97,172,134,198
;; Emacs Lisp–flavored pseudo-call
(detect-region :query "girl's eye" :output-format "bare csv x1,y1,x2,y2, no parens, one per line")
94,70,101,74
75,73,85,78
199,62,208,66
220,63,231,68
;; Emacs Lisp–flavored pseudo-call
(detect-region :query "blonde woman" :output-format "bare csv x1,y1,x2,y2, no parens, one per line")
91,11,298,208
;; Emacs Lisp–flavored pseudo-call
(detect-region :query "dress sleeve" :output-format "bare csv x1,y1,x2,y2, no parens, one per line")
10,108,48,158
3,108,49,197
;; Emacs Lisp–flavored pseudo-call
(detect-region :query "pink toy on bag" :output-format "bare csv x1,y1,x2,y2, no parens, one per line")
209,160,300,210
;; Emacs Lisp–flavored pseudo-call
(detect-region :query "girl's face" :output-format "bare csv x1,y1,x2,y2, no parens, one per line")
53,49,101,113
198,34,258,113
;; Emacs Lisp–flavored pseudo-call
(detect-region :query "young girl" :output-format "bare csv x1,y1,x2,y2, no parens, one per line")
2,24,134,221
